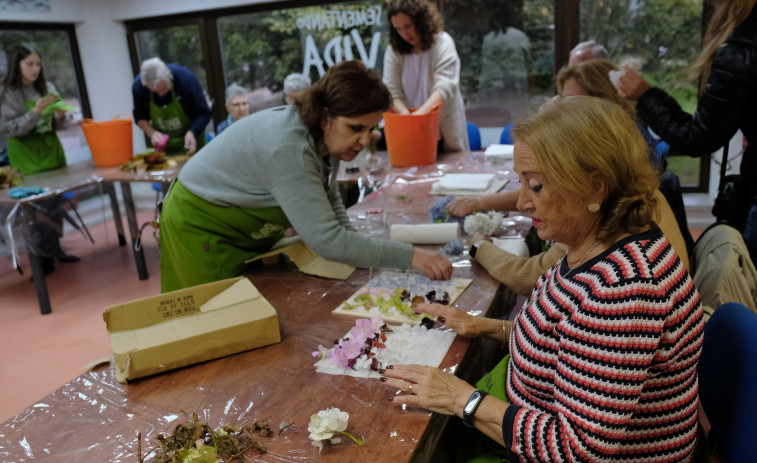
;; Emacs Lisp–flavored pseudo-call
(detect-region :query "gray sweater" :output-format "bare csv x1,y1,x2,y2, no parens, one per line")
0,82,72,137
179,105,413,270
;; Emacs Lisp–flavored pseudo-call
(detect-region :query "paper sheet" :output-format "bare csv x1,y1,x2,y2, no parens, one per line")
429,178,509,196
314,323,457,378
437,173,494,191
484,144,515,158
246,238,355,280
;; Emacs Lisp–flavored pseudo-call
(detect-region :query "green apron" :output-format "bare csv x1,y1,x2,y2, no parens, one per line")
7,98,66,175
148,85,206,154
160,179,291,293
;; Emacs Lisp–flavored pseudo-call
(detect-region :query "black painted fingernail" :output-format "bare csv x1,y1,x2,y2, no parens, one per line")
378,368,386,374
438,317,446,323
386,365,394,369
380,377,387,382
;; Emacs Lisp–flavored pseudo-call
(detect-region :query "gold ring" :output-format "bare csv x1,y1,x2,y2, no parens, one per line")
407,384,414,395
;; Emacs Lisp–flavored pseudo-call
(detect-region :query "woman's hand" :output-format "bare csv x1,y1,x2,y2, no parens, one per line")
150,131,166,147
414,302,481,337
411,248,453,280
32,94,58,115
446,196,482,217
184,131,197,155
380,364,475,417
616,66,653,101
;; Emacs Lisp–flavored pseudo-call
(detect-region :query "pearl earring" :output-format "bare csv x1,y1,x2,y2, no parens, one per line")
587,203,600,213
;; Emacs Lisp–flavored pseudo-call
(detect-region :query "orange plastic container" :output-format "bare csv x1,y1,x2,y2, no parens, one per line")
383,104,442,167
81,114,133,167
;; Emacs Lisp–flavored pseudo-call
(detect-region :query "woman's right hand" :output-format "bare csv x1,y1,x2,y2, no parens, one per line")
150,131,166,147
616,66,652,101
446,196,481,217
411,247,453,280
415,302,480,337
32,94,58,115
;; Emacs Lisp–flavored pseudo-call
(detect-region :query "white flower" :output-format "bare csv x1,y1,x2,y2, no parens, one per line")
308,407,349,442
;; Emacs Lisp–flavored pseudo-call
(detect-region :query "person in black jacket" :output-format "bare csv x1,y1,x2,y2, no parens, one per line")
617,0,757,238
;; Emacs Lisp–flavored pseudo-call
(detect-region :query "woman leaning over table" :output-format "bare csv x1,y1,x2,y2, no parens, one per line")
0,44,79,270
383,0,469,152
159,60,452,293
381,97,704,462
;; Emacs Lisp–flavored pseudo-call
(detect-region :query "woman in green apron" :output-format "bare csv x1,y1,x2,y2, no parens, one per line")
159,60,453,292
132,57,211,155
0,44,79,273
378,98,706,462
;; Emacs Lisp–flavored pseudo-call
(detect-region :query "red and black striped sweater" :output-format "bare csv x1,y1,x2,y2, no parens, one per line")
503,225,704,462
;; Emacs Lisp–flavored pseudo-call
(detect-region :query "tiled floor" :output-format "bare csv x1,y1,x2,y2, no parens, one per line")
0,195,717,424
0,210,161,423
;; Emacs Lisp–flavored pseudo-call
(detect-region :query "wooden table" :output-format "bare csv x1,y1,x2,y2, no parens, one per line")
0,152,518,461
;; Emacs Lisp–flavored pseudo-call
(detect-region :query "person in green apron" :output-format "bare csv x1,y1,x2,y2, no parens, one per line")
0,44,80,273
132,57,211,155
159,60,453,292
378,98,706,462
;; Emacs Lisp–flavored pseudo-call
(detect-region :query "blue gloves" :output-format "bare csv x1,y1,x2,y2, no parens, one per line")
8,187,45,199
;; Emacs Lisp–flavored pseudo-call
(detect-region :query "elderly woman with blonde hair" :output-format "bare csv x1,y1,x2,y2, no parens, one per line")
381,96,704,462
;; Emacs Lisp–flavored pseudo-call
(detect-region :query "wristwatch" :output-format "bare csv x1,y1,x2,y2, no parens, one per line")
462,389,488,427
469,240,486,259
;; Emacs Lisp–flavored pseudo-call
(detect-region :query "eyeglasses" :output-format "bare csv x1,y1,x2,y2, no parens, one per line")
230,101,249,108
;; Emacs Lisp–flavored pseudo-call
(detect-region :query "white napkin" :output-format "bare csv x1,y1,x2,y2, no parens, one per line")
436,173,494,191
484,144,515,158
491,237,529,257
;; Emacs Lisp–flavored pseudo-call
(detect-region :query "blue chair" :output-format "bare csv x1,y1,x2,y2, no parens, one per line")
466,122,481,151
698,302,757,462
500,123,514,144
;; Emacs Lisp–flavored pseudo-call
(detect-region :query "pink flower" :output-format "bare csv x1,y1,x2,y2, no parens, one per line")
312,344,330,360
331,338,366,369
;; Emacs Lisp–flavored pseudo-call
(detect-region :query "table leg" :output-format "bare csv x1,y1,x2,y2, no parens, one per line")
28,251,52,315
119,182,149,280
103,182,127,247
18,208,52,315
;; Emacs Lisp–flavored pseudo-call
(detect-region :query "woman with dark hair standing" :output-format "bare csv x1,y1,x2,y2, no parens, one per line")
383,0,469,153
0,44,79,270
159,60,452,292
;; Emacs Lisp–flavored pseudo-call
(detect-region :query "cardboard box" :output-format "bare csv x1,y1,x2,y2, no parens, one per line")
103,277,280,383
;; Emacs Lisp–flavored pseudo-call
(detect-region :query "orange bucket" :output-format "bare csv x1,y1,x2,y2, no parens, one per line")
383,103,442,167
81,114,133,167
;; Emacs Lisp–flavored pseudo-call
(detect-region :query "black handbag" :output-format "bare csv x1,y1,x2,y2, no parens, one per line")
712,143,751,231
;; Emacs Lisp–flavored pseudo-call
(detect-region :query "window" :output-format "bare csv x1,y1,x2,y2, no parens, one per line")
443,0,555,128
217,1,386,113
0,23,91,164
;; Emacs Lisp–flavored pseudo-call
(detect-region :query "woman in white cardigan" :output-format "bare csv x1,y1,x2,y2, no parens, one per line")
383,0,469,153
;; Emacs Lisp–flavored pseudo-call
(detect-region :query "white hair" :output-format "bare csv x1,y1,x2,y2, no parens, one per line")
140,57,172,88
225,84,247,104
570,40,609,60
283,73,311,98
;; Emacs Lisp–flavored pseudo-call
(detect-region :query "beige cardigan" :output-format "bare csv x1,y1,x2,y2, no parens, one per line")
475,190,692,297
383,31,469,152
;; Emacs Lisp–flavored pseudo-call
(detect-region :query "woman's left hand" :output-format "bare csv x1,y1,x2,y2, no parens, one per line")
616,66,652,101
184,131,197,155
381,364,475,416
